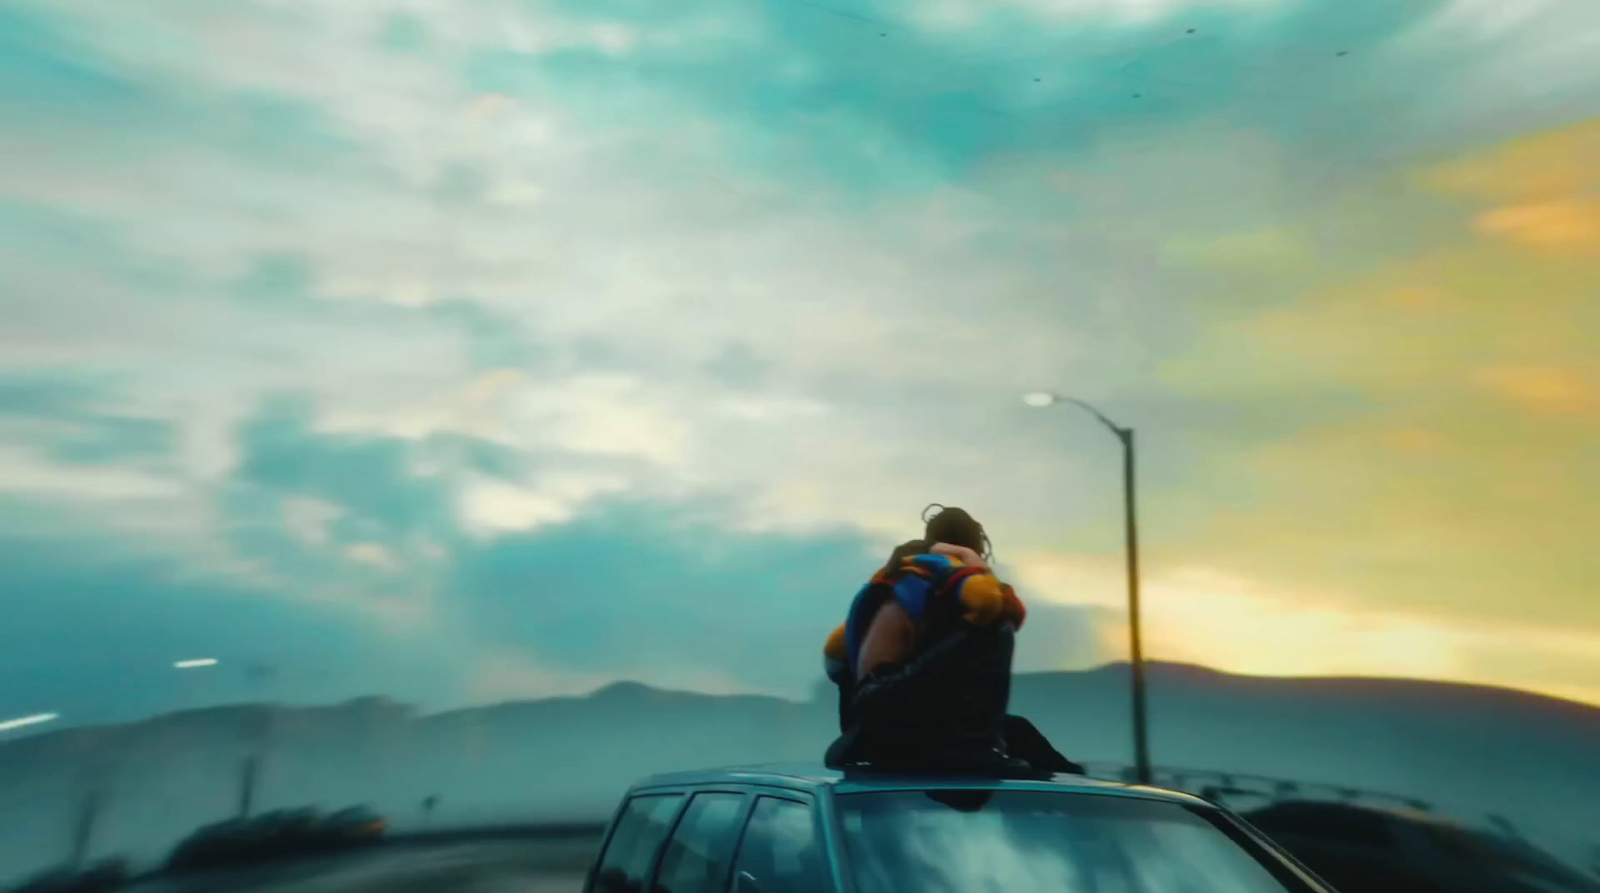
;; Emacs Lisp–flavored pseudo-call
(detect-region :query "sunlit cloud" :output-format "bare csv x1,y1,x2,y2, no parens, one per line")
1014,555,1600,705
1475,199,1600,254
1423,116,1600,205
458,478,579,535
1155,114,1600,673
345,542,402,572
907,0,1288,30
1477,366,1598,416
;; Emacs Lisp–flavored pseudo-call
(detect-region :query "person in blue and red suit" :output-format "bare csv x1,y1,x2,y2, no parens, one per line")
822,505,1080,775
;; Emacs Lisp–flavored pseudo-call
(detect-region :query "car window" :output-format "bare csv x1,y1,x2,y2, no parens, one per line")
731,797,828,893
841,790,1313,893
652,793,747,893
593,794,685,893
1246,803,1395,848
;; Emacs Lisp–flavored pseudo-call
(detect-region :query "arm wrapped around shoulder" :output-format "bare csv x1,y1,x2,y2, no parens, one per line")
956,575,1027,630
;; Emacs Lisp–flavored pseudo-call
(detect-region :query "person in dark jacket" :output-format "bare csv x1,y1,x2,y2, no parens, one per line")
821,505,1080,775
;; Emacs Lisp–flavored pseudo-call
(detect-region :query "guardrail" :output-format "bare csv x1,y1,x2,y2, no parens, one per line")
2,821,614,893
382,821,609,846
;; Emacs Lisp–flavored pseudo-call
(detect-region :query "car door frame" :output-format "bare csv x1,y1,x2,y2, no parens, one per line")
726,786,839,893
640,785,759,893
815,787,862,893
1211,805,1344,892
584,788,694,893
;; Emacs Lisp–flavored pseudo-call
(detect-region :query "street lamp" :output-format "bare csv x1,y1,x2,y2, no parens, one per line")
1023,391,1151,786
238,661,281,820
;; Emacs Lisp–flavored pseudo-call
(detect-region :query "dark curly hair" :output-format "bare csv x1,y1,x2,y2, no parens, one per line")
922,504,990,559
881,504,991,573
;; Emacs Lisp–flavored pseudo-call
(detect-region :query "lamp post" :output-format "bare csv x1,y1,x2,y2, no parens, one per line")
7,659,226,870
238,661,280,819
174,656,264,818
1023,392,1151,786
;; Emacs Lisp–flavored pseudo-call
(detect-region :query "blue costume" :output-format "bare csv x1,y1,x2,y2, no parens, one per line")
823,550,1026,692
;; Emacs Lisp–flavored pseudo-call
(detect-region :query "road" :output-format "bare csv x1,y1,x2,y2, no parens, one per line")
124,836,601,893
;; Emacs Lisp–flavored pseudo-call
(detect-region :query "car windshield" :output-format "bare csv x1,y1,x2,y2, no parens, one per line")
839,790,1308,893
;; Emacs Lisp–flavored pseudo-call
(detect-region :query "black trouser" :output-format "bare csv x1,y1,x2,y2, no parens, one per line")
826,625,1083,774
827,627,1004,767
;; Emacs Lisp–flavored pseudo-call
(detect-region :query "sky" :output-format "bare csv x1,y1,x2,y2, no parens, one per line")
1,0,1598,726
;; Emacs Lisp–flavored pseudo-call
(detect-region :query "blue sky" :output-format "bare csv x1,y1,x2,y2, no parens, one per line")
2,0,1599,725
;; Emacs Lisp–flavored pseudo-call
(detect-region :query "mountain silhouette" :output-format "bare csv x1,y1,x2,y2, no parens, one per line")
1,662,1595,886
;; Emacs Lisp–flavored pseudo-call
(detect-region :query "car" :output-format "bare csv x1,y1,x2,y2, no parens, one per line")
3,859,129,893
1240,800,1600,893
166,818,255,870
583,763,1338,893
165,808,327,871
254,807,323,844
233,808,325,861
318,806,387,846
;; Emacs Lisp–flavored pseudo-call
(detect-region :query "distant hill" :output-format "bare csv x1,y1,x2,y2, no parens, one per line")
2,662,1596,886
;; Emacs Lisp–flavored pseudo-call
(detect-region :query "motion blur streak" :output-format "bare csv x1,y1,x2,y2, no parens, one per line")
0,713,58,733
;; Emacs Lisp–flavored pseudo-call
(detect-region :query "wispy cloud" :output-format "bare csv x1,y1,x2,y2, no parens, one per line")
2,0,1598,713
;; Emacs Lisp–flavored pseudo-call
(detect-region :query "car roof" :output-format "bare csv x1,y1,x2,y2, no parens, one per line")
630,762,1212,807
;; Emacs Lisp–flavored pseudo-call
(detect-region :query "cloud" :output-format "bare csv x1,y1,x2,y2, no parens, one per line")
450,495,1113,695
3,0,1600,715
449,499,878,695
458,478,576,534
1431,119,1600,258
1157,116,1600,640
0,375,1118,706
1423,117,1600,204
1012,553,1600,705
1477,366,1598,416
910,0,1286,27
1475,199,1600,254
0,373,177,465
0,509,467,725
